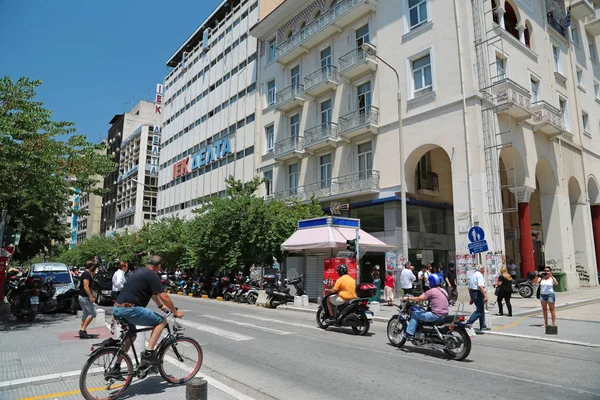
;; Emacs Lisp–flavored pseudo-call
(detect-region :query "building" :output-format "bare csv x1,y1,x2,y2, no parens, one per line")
74,181,103,244
156,0,259,219
250,0,600,290
101,101,161,235
114,101,162,232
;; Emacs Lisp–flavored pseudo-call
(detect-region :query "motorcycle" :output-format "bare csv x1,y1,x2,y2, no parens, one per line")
243,278,262,304
316,283,375,335
512,272,536,298
264,274,306,309
9,276,44,321
38,277,80,314
386,298,473,361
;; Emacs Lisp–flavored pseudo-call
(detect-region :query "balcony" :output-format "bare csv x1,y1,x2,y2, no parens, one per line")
547,14,567,38
266,170,380,202
338,48,378,82
304,122,342,152
490,78,532,120
275,84,305,112
530,101,567,138
276,0,378,65
304,65,338,97
571,0,594,20
585,9,600,35
273,136,305,161
339,106,379,138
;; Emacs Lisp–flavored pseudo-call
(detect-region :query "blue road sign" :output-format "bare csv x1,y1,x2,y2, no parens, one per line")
468,226,485,243
468,240,489,254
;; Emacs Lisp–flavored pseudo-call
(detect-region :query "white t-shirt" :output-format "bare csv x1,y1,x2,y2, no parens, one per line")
418,271,430,287
540,277,555,295
112,269,127,292
468,270,485,290
400,269,416,289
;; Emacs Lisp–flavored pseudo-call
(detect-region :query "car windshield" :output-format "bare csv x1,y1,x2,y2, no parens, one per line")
31,271,72,284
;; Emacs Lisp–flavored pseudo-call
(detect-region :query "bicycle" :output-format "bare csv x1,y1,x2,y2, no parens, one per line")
79,310,203,400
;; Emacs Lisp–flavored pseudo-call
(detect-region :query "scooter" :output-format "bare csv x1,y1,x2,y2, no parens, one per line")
316,283,375,335
9,276,43,321
38,277,79,314
512,272,536,298
264,274,305,309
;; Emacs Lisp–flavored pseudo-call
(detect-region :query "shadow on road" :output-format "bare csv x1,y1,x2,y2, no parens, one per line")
118,375,176,399
393,344,474,363
0,304,78,333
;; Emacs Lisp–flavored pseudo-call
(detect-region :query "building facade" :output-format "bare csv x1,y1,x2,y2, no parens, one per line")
75,184,103,244
156,0,259,219
251,0,600,289
100,115,124,235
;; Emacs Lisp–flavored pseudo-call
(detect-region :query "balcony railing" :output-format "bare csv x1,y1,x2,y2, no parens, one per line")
547,13,567,37
531,100,565,130
339,48,369,71
267,170,380,201
418,172,439,192
304,65,338,91
276,0,368,59
274,135,304,157
304,122,339,147
275,84,304,106
339,106,379,133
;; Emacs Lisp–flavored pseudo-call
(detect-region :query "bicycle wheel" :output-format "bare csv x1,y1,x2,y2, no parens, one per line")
79,348,133,400
158,336,203,384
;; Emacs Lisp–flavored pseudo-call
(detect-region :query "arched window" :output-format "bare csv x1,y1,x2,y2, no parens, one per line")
286,30,293,39
491,0,499,24
504,2,519,40
299,20,306,31
524,20,532,48
313,10,322,20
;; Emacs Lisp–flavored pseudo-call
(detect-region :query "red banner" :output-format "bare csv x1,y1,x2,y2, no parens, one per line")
323,258,357,294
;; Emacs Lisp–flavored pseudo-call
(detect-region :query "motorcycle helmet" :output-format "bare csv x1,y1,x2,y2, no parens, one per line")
428,273,443,288
336,264,348,277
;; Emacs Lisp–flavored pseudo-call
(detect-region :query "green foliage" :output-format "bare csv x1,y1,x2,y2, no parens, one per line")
0,77,116,260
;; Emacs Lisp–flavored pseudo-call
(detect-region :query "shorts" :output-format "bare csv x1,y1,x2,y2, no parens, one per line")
78,295,97,321
540,293,555,304
383,286,394,302
113,305,164,333
329,295,347,306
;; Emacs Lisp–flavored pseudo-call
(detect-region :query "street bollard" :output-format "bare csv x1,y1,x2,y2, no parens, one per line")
186,378,208,400
301,295,309,307
293,296,302,307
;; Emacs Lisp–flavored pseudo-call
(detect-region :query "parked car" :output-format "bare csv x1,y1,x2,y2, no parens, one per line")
93,269,116,305
28,263,79,314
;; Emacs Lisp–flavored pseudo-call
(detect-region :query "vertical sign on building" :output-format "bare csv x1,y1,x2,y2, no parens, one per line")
71,192,80,248
155,84,163,114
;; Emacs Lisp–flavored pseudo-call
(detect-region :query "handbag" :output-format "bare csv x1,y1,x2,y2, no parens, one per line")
536,284,541,299
494,287,500,296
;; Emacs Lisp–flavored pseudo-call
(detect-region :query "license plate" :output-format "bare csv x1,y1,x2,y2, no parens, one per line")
465,327,476,337
365,311,373,320
30,296,39,305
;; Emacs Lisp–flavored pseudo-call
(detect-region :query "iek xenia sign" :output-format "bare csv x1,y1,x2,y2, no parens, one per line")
172,136,232,180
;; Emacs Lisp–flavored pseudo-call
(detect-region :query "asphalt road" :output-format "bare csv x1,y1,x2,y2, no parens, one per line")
138,295,600,400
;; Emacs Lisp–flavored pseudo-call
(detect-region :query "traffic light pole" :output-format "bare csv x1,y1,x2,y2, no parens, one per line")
355,228,360,281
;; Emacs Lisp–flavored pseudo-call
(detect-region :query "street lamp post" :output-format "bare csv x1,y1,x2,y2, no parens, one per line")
361,43,408,263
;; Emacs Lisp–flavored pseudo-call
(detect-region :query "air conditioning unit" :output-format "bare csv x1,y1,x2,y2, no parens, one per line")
144,200,150,206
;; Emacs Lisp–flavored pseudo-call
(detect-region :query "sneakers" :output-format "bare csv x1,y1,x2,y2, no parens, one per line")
402,332,414,340
324,317,336,324
79,330,91,339
140,350,161,366
479,327,491,331
106,364,125,381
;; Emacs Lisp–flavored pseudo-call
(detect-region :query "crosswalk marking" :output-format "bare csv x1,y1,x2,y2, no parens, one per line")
230,313,319,330
199,315,294,335
178,319,254,341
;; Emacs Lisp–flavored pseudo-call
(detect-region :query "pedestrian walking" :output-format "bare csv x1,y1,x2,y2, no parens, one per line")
112,261,128,301
533,267,558,328
466,264,489,331
78,260,98,339
508,260,517,279
371,266,381,302
383,270,395,306
494,266,513,316
444,263,457,306
401,263,416,295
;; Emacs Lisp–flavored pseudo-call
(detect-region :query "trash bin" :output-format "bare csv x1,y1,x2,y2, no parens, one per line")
553,272,567,292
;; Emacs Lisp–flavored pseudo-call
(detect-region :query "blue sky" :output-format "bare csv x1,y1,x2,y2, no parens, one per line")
0,0,222,143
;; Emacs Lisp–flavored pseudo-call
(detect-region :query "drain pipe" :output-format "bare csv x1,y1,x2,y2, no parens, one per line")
454,0,475,226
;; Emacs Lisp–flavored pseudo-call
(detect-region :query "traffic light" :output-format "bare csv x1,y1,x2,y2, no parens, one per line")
346,239,356,253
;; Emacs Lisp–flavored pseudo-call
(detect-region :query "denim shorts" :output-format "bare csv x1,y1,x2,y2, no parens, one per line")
540,293,556,304
113,305,164,332
78,295,97,321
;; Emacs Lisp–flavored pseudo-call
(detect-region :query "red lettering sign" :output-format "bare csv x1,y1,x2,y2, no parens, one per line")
155,94,162,104
172,158,190,179
155,105,162,114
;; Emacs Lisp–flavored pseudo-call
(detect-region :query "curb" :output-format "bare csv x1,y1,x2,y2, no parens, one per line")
509,296,600,317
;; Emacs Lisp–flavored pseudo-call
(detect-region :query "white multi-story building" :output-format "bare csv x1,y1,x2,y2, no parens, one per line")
114,101,162,232
251,0,600,290
157,0,260,219
75,183,103,244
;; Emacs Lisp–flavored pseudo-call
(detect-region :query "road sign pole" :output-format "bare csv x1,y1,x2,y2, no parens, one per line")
355,228,360,281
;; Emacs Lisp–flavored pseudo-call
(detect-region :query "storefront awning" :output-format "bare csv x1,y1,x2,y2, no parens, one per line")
281,217,395,253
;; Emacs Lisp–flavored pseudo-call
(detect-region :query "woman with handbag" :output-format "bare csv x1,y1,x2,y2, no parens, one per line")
533,267,559,328
494,266,513,316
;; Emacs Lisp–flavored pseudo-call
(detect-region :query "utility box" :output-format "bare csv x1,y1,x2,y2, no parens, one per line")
553,272,567,292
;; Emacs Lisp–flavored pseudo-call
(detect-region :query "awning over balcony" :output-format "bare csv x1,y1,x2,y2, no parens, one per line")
281,216,394,252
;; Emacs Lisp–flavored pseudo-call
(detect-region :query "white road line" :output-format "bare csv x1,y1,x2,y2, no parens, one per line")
178,319,254,341
230,313,319,330
199,315,294,335
0,368,103,391
162,354,256,400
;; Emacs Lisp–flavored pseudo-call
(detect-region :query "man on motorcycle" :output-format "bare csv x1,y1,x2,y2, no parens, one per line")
326,264,356,321
403,274,449,340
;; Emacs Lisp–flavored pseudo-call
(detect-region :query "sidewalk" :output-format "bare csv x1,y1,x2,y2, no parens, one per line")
0,304,238,400
278,286,600,347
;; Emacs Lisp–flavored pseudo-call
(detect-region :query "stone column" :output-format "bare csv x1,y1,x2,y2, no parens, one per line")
592,205,600,273
517,23,526,45
497,7,506,29
510,186,536,277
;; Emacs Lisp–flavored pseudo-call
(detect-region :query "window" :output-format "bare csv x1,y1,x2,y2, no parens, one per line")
553,45,560,72
321,99,332,125
355,24,370,48
265,125,274,153
267,80,276,105
291,65,301,87
595,82,599,99
321,47,332,67
417,152,438,191
571,26,580,46
559,97,568,130
357,81,372,110
530,78,539,103
320,154,332,188
496,55,506,81
582,112,589,133
289,163,299,192
577,68,583,88
412,53,433,96
408,0,428,29
264,170,273,196
268,38,277,62
589,36,598,63
358,141,373,178
290,114,300,138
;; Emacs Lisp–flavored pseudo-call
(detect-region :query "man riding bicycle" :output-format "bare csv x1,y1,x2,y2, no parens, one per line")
113,255,183,367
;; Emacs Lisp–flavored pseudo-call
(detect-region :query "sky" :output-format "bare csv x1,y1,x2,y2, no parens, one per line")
0,0,223,143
